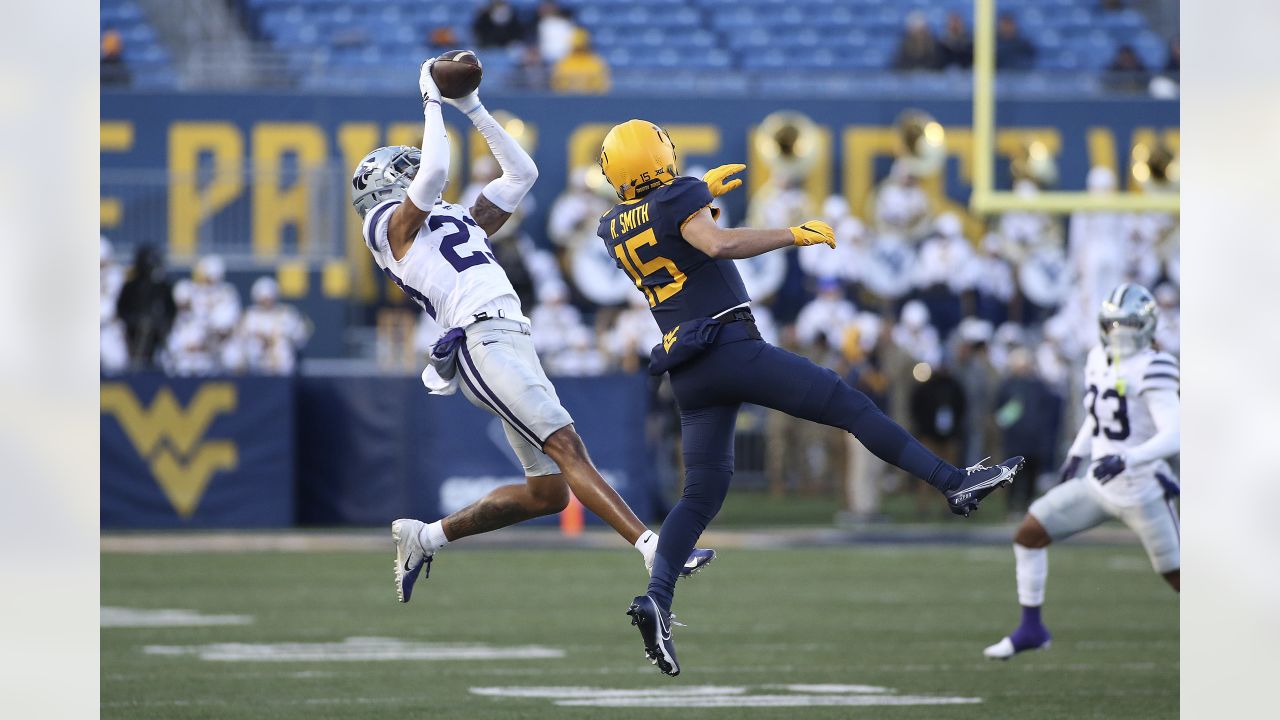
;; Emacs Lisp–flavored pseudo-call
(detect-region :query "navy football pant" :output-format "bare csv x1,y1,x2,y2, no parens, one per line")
647,338,963,611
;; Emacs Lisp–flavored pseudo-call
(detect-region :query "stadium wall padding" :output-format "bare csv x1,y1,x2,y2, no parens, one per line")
101,372,657,528
101,375,296,528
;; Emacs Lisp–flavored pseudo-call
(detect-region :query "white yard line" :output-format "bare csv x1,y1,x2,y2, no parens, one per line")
102,607,253,628
143,637,564,662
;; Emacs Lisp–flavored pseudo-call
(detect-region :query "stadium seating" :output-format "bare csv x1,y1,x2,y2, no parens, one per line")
101,0,178,89
224,0,1173,95
104,0,1173,93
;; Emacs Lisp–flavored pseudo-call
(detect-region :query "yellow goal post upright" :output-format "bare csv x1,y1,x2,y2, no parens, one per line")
969,0,1180,215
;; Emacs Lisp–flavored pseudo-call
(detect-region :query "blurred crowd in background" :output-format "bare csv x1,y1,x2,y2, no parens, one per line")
100,239,312,377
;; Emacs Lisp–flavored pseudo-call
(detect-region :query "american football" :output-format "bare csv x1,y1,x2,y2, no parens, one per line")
97,0,1186,718
430,49,483,99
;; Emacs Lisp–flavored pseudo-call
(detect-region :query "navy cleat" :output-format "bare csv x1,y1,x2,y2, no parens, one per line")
391,519,434,603
946,456,1024,517
626,594,681,677
679,548,716,580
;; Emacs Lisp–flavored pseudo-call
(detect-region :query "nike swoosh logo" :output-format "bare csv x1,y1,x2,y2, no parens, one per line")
655,607,671,642
482,340,498,346
403,555,415,573
684,557,700,569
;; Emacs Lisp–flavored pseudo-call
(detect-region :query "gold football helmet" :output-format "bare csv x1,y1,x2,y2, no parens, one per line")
599,119,678,201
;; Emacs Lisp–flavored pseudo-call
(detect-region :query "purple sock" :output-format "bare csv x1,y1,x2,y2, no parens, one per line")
1009,605,1050,649
1020,605,1042,627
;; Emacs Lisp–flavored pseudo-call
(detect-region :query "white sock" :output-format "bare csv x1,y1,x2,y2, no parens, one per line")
419,520,449,554
1014,543,1048,607
634,530,657,566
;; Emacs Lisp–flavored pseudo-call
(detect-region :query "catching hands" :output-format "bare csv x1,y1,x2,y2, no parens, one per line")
419,60,441,105
419,59,482,114
1092,454,1126,483
789,220,836,249
703,163,745,198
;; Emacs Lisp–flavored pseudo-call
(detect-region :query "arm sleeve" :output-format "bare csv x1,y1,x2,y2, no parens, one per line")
467,104,538,212
405,100,449,211
1125,388,1180,465
1066,415,1094,459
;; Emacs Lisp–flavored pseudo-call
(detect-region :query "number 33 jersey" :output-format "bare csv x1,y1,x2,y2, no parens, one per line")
597,176,749,334
1081,345,1180,505
363,200,527,329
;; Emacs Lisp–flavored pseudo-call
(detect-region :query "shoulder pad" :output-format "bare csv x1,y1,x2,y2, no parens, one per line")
651,176,714,231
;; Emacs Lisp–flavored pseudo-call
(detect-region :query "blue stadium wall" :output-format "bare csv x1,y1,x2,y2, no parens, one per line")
101,373,658,529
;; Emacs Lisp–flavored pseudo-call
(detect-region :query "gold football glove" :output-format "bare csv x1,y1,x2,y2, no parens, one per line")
789,220,836,249
703,163,746,198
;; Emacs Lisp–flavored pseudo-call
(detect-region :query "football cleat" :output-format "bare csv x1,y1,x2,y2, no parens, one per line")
946,456,1024,517
642,546,718,579
626,594,681,677
391,519,434,604
984,627,1053,660
680,548,716,579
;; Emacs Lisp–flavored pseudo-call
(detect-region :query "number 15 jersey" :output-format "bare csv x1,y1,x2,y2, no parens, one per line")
1079,345,1180,505
363,199,527,329
597,176,749,334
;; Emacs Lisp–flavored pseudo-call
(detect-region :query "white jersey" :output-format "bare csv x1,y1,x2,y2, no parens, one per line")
1077,345,1180,505
363,200,528,329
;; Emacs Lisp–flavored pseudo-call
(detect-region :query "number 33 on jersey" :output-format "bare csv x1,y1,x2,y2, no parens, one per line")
1083,346,1178,445
597,176,750,335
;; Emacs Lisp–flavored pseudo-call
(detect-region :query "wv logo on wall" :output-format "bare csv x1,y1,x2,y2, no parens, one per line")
100,376,295,528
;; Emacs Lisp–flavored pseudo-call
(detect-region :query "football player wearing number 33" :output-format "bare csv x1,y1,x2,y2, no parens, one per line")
354,61,715,607
597,119,1026,677
984,283,1180,661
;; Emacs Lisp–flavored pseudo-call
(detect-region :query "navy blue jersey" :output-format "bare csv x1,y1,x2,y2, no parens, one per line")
597,176,749,334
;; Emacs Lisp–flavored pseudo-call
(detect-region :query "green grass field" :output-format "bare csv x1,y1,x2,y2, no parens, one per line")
102,543,1177,719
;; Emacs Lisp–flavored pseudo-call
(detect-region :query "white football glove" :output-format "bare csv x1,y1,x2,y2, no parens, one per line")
444,87,482,115
418,60,441,105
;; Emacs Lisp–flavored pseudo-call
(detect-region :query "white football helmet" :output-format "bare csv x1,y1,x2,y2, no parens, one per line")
351,145,425,218
1099,282,1158,358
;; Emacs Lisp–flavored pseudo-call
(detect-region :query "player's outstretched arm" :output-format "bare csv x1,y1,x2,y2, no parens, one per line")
446,88,538,236
682,208,835,260
387,61,451,259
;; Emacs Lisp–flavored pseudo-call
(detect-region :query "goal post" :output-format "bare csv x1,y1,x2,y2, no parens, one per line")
969,0,1180,215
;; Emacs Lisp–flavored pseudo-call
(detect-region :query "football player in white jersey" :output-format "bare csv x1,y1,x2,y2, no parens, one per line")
984,283,1179,659
353,60,713,605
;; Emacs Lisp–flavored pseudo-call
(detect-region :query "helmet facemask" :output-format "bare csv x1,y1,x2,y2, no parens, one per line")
1097,283,1158,358
351,146,431,218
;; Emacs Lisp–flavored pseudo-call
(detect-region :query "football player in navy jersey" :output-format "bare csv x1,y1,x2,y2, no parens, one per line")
597,119,1026,676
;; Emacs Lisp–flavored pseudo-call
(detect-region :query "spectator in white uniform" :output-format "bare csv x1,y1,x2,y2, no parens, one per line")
191,255,241,337
100,237,128,373
798,196,868,286
1153,282,1180,357
234,277,311,375
891,299,942,367
795,277,858,350
529,282,586,358
874,159,932,243
915,212,975,293
604,291,662,372
546,325,608,377
162,279,217,376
